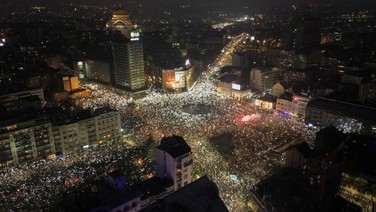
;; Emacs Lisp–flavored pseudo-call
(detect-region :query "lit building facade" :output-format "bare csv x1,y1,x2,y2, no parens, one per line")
0,117,54,166
0,107,121,167
156,135,193,191
108,5,145,91
276,94,293,113
112,32,145,91
83,59,112,85
255,94,277,109
62,76,79,92
292,94,311,118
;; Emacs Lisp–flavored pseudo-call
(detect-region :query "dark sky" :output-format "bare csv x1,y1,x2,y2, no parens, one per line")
82,0,374,7
8,0,373,7
2,0,375,12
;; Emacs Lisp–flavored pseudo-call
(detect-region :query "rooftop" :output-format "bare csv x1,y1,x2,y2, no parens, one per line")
92,106,118,116
307,97,376,123
156,135,191,158
134,177,173,201
107,170,125,180
51,109,93,126
95,181,143,210
258,94,277,103
141,176,228,212
279,92,293,101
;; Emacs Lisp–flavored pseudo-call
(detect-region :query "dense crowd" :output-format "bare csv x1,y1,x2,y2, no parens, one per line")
0,33,317,211
76,68,316,211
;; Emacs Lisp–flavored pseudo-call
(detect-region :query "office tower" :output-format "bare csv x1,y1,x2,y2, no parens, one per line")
108,5,145,91
112,28,145,90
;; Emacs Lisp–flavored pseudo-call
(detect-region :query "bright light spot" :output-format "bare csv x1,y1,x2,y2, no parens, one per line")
241,114,260,123
230,174,238,180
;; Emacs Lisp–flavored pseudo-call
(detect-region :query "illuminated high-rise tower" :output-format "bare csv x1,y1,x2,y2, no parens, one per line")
108,5,145,91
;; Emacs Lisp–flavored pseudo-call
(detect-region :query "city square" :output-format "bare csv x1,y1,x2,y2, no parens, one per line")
0,51,315,211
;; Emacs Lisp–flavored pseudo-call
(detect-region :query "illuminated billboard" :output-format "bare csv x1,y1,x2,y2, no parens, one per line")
163,69,186,89
232,83,241,90
163,69,175,89
174,71,186,88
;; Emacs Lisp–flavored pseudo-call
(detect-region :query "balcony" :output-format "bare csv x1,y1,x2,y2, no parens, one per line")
176,163,182,170
183,159,193,167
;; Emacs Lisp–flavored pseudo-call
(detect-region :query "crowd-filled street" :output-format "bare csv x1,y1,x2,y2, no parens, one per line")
0,33,316,211
78,74,315,211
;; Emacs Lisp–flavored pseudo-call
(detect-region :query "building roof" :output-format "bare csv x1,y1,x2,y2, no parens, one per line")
307,97,376,123
92,106,118,116
292,142,319,158
156,135,191,158
279,92,293,101
218,74,239,83
20,95,41,102
51,109,93,126
95,181,143,210
258,94,277,103
134,177,173,201
107,170,125,180
141,175,228,212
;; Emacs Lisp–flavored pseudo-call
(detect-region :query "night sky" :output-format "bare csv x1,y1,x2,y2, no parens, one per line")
4,0,376,7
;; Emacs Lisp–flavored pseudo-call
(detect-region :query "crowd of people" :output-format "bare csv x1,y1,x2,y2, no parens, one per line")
76,68,316,211
0,33,318,211
0,138,155,210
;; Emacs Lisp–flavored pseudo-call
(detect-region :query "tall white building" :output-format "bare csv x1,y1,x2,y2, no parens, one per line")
156,135,193,191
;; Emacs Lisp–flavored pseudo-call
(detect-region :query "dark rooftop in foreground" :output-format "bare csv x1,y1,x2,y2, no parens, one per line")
107,170,125,180
95,180,143,210
156,135,191,158
134,177,173,201
141,175,228,212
